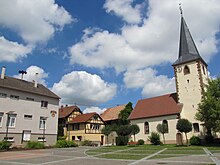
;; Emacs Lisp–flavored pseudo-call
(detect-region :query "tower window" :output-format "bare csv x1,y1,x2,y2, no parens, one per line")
187,79,189,83
202,65,206,75
184,65,190,75
193,123,199,132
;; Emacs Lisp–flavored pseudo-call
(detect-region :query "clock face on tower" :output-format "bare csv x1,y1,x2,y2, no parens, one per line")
177,67,182,73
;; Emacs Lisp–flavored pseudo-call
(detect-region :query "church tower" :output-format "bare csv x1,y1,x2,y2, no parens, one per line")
172,12,209,133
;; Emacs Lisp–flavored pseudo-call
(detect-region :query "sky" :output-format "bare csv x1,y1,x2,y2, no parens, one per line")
0,0,219,114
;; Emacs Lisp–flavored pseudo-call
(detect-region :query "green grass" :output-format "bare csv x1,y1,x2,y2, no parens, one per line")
86,144,220,160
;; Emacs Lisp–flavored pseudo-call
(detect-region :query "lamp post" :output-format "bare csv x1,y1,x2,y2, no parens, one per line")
42,117,48,146
5,111,15,141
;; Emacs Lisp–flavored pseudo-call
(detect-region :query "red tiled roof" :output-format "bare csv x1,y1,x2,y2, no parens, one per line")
101,105,126,121
129,93,182,120
58,106,82,118
69,112,97,124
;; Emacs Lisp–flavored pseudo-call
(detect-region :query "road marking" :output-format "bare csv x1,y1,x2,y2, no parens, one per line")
203,148,220,165
128,148,167,165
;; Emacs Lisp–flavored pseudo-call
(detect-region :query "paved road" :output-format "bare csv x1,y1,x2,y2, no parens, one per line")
0,147,219,165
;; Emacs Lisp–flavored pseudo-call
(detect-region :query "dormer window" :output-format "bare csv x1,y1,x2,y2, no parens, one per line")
184,65,190,75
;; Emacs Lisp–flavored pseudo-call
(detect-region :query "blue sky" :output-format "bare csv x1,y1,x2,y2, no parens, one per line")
0,0,219,114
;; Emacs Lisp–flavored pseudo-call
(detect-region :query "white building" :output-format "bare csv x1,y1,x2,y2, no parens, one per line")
0,67,60,146
129,14,209,144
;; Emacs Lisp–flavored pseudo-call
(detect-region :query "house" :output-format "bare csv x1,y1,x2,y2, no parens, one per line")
129,14,209,143
101,105,126,145
58,105,82,137
0,67,60,146
67,112,105,145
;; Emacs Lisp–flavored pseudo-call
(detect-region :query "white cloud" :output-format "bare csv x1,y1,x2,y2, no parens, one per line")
0,0,73,45
83,107,106,114
52,71,117,105
104,0,143,24
70,0,220,73
124,68,175,97
14,66,49,86
0,36,32,62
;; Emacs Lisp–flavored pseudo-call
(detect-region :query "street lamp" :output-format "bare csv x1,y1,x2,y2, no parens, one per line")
5,111,15,141
42,117,48,146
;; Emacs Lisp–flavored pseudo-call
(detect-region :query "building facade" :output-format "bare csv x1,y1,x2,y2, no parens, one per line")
0,67,60,146
129,14,209,143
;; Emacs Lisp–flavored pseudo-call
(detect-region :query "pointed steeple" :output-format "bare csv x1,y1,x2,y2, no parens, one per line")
173,15,207,66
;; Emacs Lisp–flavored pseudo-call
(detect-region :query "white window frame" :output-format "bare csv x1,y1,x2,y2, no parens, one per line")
24,114,32,120
10,95,19,100
38,137,46,142
39,117,46,129
23,130,31,142
8,114,16,128
0,112,3,127
4,137,14,142
0,93,7,98
41,101,48,108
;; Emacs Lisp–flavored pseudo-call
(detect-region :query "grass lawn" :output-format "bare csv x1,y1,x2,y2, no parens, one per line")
85,144,220,160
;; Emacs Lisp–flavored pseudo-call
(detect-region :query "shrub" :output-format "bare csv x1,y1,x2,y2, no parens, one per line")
190,136,201,145
67,141,78,147
205,135,214,144
57,136,67,140
148,132,161,145
56,140,78,148
116,136,129,146
137,139,145,145
25,141,44,149
0,141,12,150
56,140,68,148
80,140,92,146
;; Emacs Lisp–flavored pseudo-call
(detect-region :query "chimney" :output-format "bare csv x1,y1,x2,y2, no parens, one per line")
1,66,6,79
34,73,38,88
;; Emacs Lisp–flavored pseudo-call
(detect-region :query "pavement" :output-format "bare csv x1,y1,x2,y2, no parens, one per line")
0,146,219,165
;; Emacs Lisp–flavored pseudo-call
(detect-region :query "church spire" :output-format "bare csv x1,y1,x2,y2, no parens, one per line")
173,7,207,66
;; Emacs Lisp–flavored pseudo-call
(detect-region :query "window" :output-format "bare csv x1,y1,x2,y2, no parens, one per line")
26,97,34,101
4,137,14,142
77,136,82,141
184,65,190,75
144,122,149,134
72,136,75,140
193,123,200,132
38,137,46,142
73,123,79,130
162,120,169,133
0,93,7,98
202,65,206,75
8,114,16,127
23,130,31,141
24,115,32,120
41,101,48,108
0,112,3,127
90,124,100,130
10,95,19,100
39,117,46,129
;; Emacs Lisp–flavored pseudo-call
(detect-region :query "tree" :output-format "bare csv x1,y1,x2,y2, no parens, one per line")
157,123,168,144
118,102,133,125
196,77,220,135
176,118,192,144
101,125,112,145
130,124,140,142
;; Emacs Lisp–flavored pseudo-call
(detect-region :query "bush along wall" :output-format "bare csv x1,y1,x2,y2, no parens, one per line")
116,136,129,146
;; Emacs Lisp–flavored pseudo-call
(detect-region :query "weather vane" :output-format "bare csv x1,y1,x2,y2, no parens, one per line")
179,3,183,15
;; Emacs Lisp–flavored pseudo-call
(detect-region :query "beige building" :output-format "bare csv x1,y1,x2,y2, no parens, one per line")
0,67,60,146
66,112,105,145
129,14,209,143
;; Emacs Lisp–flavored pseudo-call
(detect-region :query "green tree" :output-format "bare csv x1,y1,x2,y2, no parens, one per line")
176,118,192,144
196,77,220,135
157,123,168,144
130,124,140,142
118,102,133,125
101,125,112,145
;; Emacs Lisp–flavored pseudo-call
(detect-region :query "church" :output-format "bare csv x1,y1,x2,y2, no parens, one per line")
129,13,209,144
